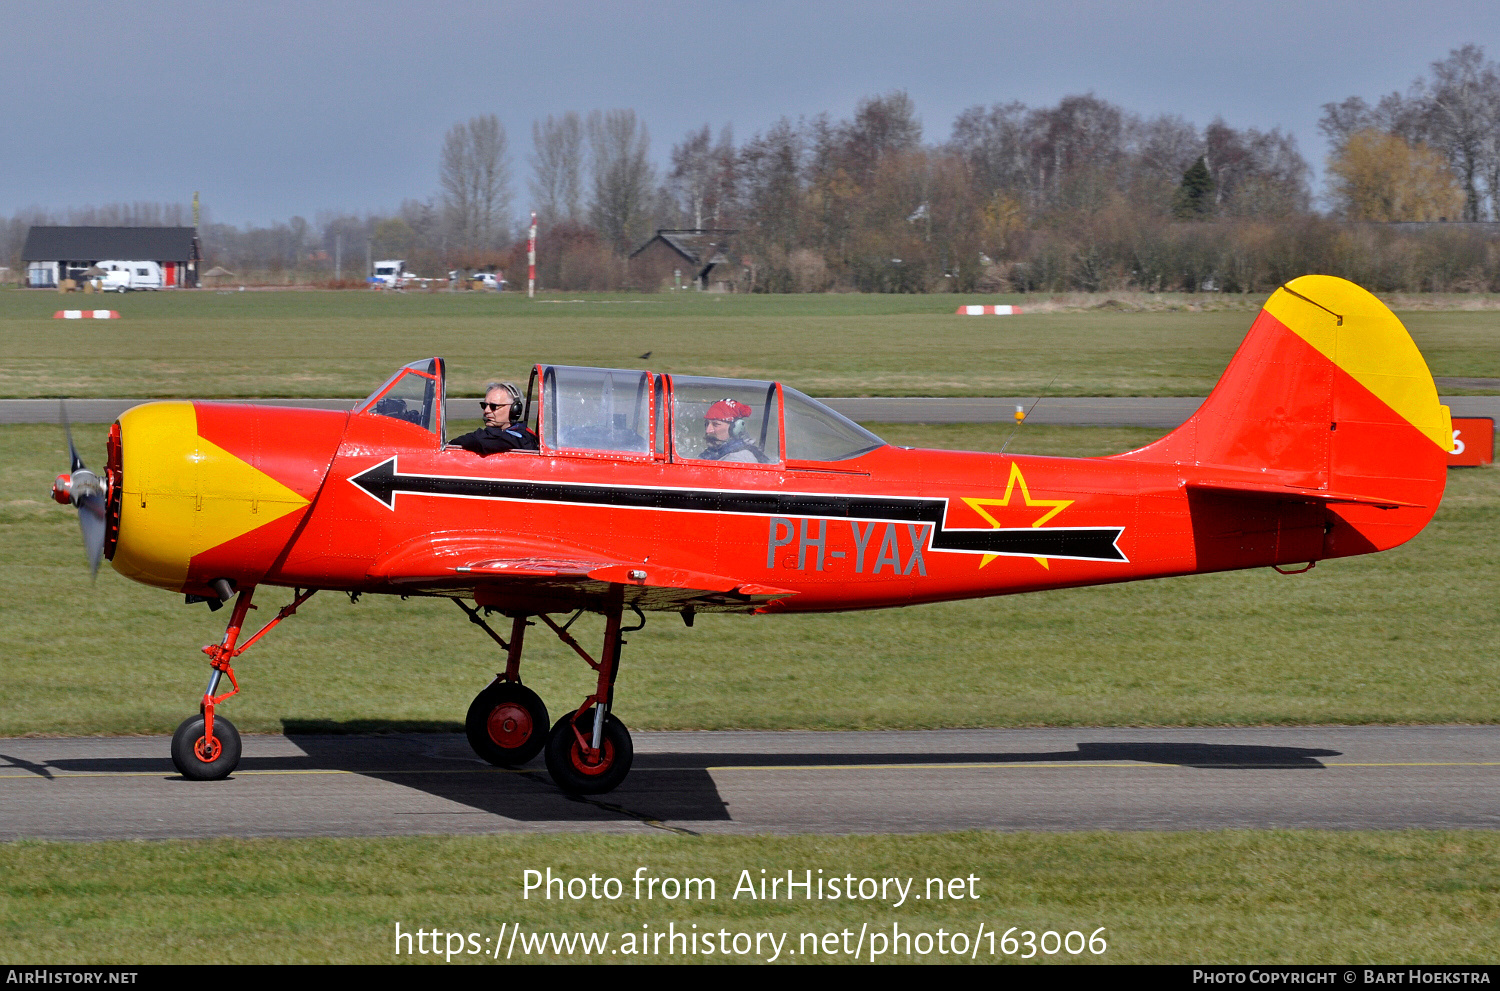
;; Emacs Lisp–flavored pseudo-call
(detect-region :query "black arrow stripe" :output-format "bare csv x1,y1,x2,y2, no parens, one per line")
349,457,1127,562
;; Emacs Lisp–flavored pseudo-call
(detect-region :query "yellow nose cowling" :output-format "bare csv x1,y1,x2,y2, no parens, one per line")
111,402,311,592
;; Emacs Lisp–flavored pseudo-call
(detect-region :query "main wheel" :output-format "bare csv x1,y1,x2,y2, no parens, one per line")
465,682,549,766
171,714,241,780
544,709,633,795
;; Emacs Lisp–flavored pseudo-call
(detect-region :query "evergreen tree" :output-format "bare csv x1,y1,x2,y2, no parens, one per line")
1174,156,1215,219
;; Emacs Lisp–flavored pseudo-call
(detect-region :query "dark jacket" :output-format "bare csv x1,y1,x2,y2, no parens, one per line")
703,436,770,463
451,423,538,454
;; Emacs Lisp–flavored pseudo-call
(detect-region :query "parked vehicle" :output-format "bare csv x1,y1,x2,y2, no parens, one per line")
94,260,164,292
371,260,411,289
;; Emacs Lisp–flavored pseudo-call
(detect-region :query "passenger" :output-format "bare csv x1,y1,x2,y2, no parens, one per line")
450,382,538,454
701,399,768,463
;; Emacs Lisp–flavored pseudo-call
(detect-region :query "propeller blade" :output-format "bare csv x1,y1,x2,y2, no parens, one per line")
76,491,106,578
62,401,85,474
58,401,107,579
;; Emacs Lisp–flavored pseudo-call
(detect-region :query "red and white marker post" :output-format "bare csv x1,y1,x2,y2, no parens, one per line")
527,212,537,299
54,310,120,319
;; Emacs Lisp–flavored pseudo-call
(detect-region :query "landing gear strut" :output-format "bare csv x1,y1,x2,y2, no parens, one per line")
459,584,638,794
457,605,550,766
170,585,316,780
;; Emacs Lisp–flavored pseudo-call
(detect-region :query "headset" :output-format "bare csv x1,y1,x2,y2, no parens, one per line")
707,398,752,439
484,381,524,423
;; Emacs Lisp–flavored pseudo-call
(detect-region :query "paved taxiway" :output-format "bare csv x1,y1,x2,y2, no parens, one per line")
2,727,1496,839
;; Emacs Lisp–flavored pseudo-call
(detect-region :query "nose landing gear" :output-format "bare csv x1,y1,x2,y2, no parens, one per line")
169,586,316,781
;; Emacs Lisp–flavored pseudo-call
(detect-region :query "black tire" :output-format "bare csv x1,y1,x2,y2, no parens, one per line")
544,709,633,795
171,714,241,780
465,681,549,766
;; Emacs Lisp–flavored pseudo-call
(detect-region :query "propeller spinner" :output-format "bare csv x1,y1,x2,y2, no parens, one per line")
51,407,108,578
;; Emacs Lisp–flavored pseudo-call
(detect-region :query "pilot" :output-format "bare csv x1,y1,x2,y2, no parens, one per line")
450,382,538,454
701,398,767,463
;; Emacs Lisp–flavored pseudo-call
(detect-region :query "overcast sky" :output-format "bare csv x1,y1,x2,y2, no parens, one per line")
6,1,1499,227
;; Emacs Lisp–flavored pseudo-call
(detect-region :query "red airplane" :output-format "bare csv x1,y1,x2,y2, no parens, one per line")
52,275,1452,794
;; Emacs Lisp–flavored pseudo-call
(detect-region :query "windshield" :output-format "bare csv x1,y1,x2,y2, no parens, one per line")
356,358,445,438
781,386,885,461
542,366,651,455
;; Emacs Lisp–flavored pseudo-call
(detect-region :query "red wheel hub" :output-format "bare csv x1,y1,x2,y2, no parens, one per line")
487,703,533,749
569,737,616,776
194,734,222,762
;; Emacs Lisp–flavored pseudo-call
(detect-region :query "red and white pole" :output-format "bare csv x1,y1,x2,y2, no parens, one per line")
527,212,537,298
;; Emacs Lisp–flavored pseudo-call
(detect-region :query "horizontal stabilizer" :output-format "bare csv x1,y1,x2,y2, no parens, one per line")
1184,480,1423,510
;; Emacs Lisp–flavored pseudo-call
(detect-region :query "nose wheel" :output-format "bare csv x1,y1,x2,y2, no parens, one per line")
171,586,316,783
465,682,549,766
171,713,241,780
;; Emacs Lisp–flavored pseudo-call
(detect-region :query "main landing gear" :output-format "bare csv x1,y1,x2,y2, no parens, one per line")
170,585,316,780
458,583,638,795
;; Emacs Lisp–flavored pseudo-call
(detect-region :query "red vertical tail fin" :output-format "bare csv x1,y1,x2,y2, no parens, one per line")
1119,275,1450,558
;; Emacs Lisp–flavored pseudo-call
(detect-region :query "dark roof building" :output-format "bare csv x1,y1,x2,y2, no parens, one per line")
629,229,741,291
22,226,201,287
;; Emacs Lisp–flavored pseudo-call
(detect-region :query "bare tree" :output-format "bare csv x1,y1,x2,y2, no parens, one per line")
1205,119,1310,217
1415,45,1497,220
670,125,714,229
849,92,921,165
587,109,655,253
1484,82,1500,220
1030,94,1126,211
59,202,190,226
440,114,513,252
529,112,584,224
1130,115,1201,185
666,125,737,230
741,117,806,257
949,101,1032,200
1318,93,1421,153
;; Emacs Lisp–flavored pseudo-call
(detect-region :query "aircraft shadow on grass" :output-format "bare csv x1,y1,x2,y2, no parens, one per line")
31,728,1341,826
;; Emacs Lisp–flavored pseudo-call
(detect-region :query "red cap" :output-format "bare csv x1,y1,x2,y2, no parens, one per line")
705,399,752,422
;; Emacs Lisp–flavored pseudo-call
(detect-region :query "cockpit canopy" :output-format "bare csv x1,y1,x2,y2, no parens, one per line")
541,366,651,455
355,358,885,464
355,358,446,438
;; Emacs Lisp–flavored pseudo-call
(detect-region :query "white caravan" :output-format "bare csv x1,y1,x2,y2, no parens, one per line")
96,260,164,292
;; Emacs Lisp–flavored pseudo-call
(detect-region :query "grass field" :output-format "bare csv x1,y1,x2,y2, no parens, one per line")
3,288,1496,399
3,831,1497,963
4,422,1495,737
4,291,1495,968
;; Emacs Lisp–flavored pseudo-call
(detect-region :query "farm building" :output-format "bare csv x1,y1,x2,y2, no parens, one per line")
22,226,201,288
629,229,742,291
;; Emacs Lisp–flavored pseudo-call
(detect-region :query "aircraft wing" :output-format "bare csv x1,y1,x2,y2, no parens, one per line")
363,530,795,612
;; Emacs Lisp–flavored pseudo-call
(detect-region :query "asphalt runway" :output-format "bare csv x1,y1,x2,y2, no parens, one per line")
2,726,1496,840
5,393,1499,427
